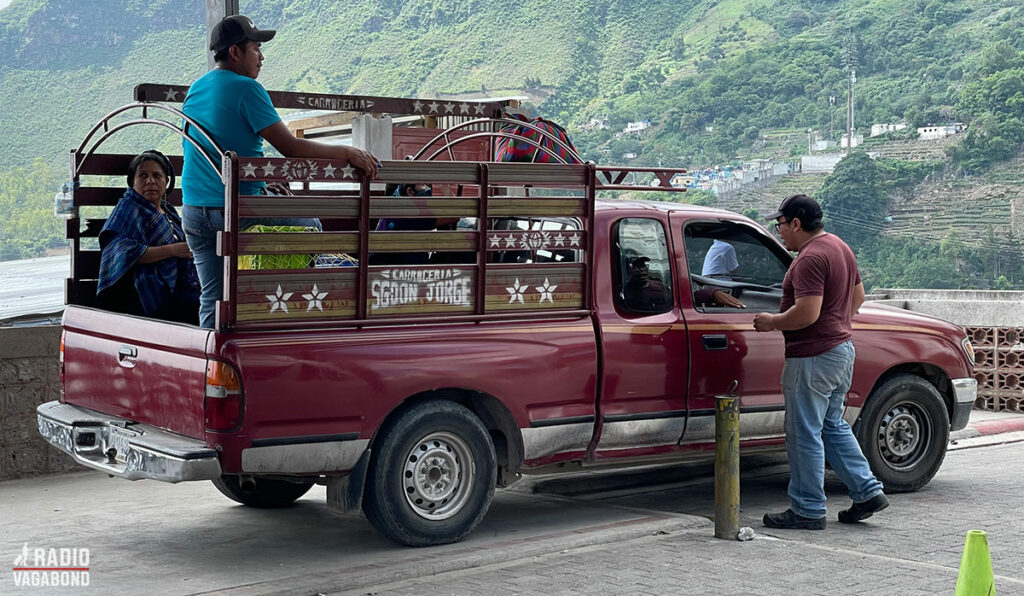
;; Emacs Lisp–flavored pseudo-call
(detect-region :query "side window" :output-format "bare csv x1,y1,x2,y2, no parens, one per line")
684,221,791,313
613,218,673,315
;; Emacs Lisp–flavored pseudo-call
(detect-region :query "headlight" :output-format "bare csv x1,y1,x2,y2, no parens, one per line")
961,337,976,367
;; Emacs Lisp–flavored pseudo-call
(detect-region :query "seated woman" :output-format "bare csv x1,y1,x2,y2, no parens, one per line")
96,150,200,324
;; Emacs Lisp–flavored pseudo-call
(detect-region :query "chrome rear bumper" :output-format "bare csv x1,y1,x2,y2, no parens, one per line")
37,401,221,483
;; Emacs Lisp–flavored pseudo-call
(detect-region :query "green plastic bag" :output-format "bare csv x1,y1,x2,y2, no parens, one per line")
238,225,315,270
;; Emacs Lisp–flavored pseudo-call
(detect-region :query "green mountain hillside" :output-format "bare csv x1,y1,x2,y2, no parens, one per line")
4,0,1023,170
1,0,1023,285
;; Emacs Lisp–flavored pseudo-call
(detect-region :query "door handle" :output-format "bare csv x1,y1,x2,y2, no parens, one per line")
702,334,728,351
118,345,137,369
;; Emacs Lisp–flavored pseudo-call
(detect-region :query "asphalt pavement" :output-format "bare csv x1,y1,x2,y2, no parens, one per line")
2,409,1023,595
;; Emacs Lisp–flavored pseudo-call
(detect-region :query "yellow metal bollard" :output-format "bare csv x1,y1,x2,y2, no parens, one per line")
714,391,740,540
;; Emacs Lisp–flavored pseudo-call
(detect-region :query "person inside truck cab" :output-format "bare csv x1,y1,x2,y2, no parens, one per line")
701,239,739,279
180,15,381,328
96,150,200,325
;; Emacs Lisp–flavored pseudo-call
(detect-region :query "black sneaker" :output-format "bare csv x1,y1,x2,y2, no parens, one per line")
838,493,890,524
763,509,826,530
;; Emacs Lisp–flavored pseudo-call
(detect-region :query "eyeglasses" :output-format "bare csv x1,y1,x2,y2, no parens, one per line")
773,219,790,231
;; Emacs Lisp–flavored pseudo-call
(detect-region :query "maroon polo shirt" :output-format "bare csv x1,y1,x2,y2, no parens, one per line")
778,233,861,358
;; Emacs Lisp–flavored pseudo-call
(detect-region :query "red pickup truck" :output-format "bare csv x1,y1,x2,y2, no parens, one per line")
38,89,977,546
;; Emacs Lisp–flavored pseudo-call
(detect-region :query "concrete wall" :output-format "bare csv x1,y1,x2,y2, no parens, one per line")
0,325,81,480
869,289,1024,327
801,153,845,173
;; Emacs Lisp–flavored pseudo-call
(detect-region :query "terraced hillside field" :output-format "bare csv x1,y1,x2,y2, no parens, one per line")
712,173,830,219
883,155,1024,253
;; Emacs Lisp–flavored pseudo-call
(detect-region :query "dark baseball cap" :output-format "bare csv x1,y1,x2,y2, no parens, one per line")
765,194,823,225
210,15,276,53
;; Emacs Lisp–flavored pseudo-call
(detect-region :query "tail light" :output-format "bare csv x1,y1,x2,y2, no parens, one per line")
58,330,66,400
205,360,243,431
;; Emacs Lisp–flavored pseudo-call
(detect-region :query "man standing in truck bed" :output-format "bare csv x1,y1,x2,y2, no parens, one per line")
181,15,379,328
753,194,888,530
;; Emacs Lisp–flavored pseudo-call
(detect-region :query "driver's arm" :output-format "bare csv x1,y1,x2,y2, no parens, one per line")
693,286,745,309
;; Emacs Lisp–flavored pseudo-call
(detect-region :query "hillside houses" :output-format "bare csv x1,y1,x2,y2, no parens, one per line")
918,123,966,140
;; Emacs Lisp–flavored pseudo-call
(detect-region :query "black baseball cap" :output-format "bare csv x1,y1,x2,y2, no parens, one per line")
210,15,276,53
765,194,823,225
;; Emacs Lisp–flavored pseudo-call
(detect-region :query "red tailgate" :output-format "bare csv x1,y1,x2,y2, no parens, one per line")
61,306,212,439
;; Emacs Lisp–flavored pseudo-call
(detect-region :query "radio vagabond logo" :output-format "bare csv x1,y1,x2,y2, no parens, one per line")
11,543,90,587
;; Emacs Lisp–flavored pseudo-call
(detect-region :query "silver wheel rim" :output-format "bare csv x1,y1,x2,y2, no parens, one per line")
877,402,930,470
402,431,475,520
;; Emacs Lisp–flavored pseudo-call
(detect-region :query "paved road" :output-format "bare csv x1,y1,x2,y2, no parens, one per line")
0,255,66,321
2,432,1023,595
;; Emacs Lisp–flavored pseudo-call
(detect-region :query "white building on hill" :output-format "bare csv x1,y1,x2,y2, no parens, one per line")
870,123,907,137
917,123,966,140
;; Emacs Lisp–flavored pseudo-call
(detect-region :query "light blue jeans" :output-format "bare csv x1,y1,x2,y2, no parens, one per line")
182,205,321,329
782,340,884,518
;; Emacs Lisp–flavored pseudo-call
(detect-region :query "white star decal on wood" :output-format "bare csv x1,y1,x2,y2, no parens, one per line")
459,103,470,114
536,278,557,303
473,104,486,115
413,100,424,112
552,233,566,247
266,285,293,313
163,88,178,101
506,278,526,304
341,164,355,179
428,101,439,113
489,234,502,248
568,234,580,247
302,284,328,311
323,164,336,178
444,102,455,114
241,162,258,177
504,235,517,248
262,162,277,177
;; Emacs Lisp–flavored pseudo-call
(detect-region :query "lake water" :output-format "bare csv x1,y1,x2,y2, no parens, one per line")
0,255,68,322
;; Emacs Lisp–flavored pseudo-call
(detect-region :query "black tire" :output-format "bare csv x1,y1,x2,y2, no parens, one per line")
212,475,314,508
363,400,497,547
855,374,950,493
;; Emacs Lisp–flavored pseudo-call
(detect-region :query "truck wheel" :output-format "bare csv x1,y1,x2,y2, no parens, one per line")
212,476,314,508
363,400,497,547
855,374,950,493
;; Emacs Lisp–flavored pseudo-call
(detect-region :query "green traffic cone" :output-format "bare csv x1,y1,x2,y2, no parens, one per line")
955,530,996,596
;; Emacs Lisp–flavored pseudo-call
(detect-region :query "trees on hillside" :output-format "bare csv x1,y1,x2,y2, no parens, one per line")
0,160,64,261
815,151,886,249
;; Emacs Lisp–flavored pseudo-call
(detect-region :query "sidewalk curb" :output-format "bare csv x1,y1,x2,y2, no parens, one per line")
950,416,1024,442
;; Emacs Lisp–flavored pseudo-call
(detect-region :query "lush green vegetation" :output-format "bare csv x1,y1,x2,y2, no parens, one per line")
815,152,1024,291
1,0,1023,286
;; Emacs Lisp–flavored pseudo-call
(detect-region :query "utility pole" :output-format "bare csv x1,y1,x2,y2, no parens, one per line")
846,67,855,154
843,35,858,155
206,0,239,70
829,95,836,142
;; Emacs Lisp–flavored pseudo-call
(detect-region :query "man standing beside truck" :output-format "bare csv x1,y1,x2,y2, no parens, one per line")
181,15,379,328
753,194,888,530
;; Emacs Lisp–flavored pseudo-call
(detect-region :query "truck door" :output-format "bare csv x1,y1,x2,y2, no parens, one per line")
594,216,690,455
670,216,792,446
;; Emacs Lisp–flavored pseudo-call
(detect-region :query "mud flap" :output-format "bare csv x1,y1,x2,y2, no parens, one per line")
326,448,371,514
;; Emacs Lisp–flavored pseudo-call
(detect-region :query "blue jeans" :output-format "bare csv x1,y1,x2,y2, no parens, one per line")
782,340,884,518
182,205,321,329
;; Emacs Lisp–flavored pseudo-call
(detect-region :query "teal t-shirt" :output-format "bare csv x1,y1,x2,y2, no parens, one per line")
181,69,281,207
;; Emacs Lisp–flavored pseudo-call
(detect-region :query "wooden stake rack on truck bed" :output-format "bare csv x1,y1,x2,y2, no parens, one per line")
65,86,686,331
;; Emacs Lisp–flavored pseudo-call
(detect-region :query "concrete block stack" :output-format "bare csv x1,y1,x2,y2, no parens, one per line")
968,326,1024,412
